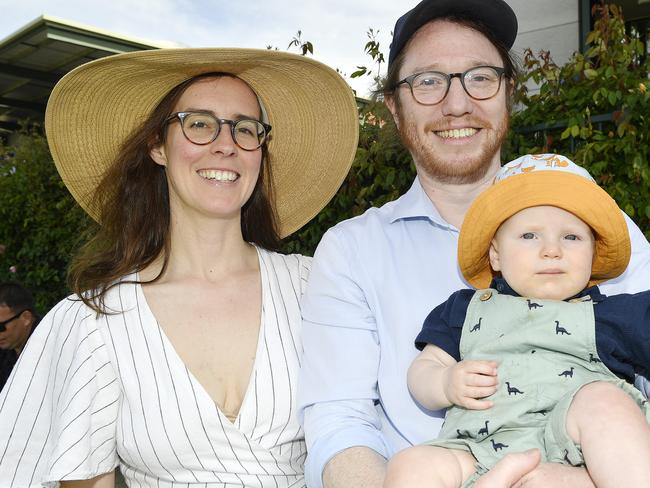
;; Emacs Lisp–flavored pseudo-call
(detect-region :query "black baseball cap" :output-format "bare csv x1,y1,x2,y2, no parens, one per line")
388,0,518,67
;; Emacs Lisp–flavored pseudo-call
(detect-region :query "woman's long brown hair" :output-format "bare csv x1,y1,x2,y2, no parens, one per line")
68,73,280,314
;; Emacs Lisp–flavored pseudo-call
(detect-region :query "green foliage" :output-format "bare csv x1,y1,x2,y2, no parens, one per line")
282,27,413,255
504,3,650,239
287,30,314,56
0,129,91,313
282,101,412,255
350,28,385,85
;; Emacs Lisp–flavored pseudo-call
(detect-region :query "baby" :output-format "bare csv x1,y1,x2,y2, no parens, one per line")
384,154,650,487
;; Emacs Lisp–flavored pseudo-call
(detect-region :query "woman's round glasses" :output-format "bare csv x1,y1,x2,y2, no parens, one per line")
396,66,506,105
165,112,272,151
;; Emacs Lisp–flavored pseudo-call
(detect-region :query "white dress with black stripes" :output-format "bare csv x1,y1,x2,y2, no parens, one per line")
0,248,310,488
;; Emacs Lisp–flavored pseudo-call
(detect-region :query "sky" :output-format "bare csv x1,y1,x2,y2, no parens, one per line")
0,0,423,97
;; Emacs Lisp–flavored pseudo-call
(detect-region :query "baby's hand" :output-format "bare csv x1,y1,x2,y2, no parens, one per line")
444,360,498,410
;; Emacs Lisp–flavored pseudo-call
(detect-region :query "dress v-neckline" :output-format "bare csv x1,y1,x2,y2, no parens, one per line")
135,246,266,427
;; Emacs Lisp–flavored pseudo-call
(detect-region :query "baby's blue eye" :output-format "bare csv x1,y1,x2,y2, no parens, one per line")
564,234,578,241
521,232,535,239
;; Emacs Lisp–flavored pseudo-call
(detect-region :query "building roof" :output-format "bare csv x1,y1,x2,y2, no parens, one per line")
0,15,172,131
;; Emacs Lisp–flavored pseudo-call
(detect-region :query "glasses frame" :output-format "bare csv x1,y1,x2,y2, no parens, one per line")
396,65,506,106
165,111,272,151
0,310,26,333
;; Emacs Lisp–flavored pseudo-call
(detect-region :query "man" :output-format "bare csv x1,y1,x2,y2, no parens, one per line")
298,1,650,487
0,282,38,391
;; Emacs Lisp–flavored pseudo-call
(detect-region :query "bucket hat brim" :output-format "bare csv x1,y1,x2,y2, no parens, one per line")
459,171,631,289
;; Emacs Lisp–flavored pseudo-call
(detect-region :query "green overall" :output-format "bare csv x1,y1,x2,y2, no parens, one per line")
424,289,650,486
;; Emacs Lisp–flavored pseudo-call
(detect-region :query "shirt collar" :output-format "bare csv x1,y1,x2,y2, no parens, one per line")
388,177,455,230
489,277,605,302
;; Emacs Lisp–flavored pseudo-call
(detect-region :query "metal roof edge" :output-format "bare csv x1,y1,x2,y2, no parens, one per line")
0,14,180,51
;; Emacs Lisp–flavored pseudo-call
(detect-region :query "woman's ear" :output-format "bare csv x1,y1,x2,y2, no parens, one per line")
150,143,168,167
488,239,501,272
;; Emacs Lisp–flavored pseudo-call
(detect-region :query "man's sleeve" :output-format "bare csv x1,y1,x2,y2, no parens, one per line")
600,213,650,294
600,213,650,395
297,228,389,488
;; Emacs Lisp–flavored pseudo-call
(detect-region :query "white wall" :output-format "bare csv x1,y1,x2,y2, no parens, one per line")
507,0,580,93
510,0,579,65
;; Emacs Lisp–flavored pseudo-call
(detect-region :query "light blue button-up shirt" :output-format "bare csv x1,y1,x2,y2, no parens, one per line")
298,177,650,488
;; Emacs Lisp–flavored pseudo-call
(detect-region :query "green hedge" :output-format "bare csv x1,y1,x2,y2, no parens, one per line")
504,3,650,239
0,129,91,313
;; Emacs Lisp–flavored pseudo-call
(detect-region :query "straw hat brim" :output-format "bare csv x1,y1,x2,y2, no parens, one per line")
44,48,359,238
459,171,631,289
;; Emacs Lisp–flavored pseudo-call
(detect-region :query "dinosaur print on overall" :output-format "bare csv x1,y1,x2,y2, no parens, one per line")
424,289,650,483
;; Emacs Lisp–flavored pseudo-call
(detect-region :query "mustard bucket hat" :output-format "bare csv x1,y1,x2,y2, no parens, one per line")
45,48,359,238
459,154,631,289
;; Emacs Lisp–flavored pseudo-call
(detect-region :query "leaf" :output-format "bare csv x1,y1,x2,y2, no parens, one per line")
584,69,598,80
351,66,368,78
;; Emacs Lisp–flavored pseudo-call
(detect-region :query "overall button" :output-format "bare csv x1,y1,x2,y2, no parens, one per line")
480,291,493,301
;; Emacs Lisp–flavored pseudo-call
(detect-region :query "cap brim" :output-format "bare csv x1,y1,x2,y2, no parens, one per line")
390,0,518,66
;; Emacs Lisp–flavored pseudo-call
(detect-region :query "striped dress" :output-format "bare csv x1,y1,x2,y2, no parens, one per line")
0,248,310,488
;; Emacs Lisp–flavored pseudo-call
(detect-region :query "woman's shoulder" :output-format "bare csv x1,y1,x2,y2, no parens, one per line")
0,295,121,486
41,293,99,331
259,248,312,274
44,275,140,326
258,248,312,295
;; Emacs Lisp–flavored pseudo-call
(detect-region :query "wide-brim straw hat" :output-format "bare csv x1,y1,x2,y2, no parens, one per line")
459,154,631,289
44,48,359,238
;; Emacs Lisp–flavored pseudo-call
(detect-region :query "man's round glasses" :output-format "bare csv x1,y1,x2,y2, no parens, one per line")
396,66,506,106
0,310,26,333
165,112,272,151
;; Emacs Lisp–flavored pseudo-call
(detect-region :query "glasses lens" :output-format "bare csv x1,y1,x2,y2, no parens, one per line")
182,113,219,144
0,311,21,332
411,72,448,105
464,67,502,100
233,119,266,150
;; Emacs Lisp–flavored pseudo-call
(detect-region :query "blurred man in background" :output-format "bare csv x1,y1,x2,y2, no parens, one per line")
0,282,38,391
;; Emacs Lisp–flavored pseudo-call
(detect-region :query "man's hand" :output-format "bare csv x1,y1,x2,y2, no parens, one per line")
474,449,541,488
443,359,498,409
513,462,595,488
474,450,595,488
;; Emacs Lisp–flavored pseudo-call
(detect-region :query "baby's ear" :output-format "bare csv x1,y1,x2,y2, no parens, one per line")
488,240,501,272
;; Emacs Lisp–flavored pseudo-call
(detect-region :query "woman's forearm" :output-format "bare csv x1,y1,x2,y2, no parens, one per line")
60,471,115,488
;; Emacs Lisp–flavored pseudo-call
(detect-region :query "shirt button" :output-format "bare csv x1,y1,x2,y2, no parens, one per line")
480,291,493,301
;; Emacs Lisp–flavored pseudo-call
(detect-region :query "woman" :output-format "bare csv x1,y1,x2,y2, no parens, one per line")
0,48,358,487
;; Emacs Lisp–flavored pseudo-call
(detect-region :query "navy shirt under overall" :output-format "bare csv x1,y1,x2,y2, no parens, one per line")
416,277,650,383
